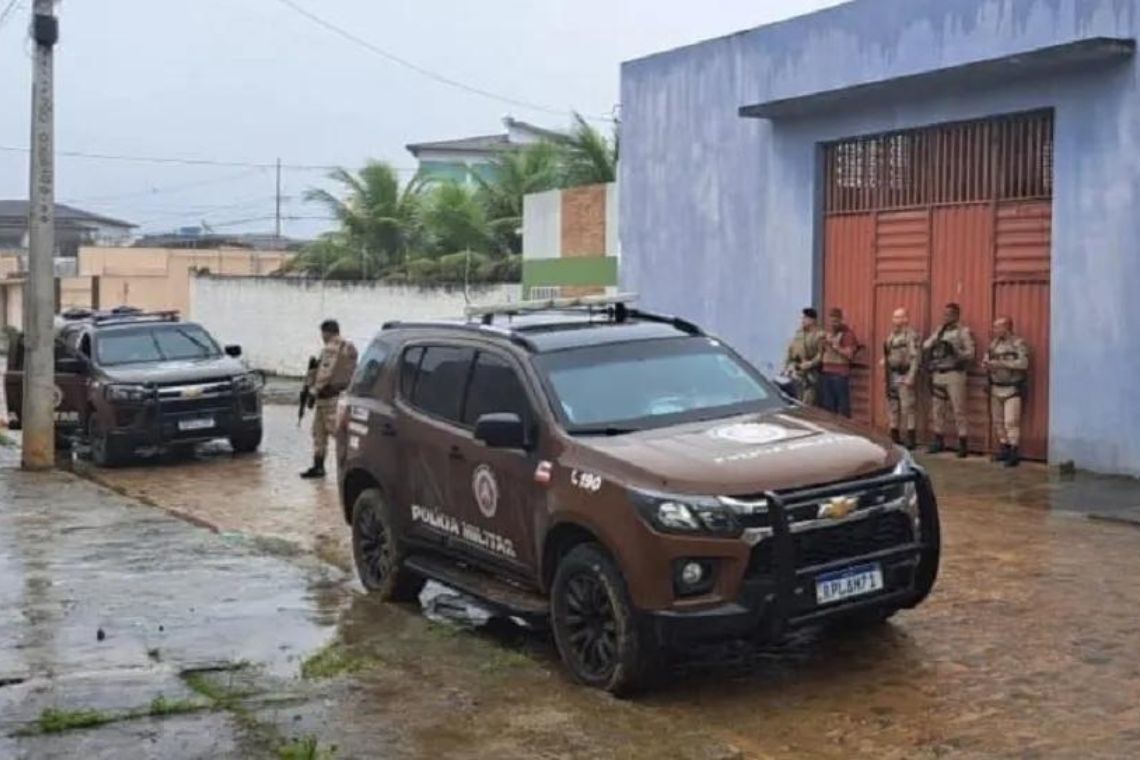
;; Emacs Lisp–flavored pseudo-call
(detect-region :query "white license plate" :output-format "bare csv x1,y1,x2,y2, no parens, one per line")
178,417,215,432
815,563,884,605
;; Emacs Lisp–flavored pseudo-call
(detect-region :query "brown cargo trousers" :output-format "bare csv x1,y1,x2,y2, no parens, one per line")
311,397,338,459
887,374,917,431
931,370,968,438
991,386,1023,447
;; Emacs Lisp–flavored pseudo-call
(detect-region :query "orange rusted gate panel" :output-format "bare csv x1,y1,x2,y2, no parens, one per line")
823,213,875,425
822,111,1053,457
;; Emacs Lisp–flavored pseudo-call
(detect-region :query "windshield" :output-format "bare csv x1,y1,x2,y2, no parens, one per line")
96,324,221,366
534,337,781,434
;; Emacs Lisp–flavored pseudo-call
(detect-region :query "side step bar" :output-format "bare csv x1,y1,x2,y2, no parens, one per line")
404,554,550,626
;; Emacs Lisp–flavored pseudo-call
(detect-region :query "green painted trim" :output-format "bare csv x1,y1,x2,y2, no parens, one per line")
522,256,618,291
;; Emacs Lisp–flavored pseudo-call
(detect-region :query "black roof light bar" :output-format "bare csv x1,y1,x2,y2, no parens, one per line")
464,292,640,325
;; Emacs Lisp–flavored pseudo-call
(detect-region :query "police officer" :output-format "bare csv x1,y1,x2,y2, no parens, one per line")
882,307,920,449
784,307,825,406
300,319,359,479
923,302,975,457
982,316,1030,468
820,307,859,418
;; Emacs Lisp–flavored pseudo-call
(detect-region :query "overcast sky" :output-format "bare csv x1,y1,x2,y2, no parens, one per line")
0,0,844,239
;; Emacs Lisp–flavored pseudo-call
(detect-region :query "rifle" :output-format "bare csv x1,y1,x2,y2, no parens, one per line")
298,356,318,427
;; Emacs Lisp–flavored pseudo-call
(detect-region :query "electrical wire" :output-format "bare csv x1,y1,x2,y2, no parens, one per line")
62,168,269,205
0,0,21,30
271,0,613,124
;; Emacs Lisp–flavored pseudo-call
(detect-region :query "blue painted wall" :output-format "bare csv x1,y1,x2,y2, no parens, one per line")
620,0,1140,476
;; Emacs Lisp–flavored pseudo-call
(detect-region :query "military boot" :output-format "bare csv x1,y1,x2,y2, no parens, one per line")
992,444,1010,463
927,436,944,454
300,456,326,479
906,430,917,450
957,437,969,459
890,428,902,446
1004,446,1021,468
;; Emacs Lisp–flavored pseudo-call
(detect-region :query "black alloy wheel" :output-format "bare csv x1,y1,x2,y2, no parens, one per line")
351,488,424,601
562,572,620,680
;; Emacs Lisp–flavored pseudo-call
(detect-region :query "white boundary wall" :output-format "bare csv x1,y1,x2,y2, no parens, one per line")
191,276,520,376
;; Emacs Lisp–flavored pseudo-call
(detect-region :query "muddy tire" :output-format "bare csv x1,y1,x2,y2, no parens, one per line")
550,543,658,696
229,426,263,454
351,488,424,602
88,415,126,468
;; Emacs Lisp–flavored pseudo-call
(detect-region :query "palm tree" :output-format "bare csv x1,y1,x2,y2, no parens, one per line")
303,161,425,270
473,141,562,254
422,181,495,257
558,113,619,187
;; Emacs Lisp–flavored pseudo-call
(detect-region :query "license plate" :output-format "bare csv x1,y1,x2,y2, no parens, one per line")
178,417,215,432
815,563,884,605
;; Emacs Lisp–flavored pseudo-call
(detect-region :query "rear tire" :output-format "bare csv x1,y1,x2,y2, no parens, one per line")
229,426,263,454
550,543,659,696
351,488,424,602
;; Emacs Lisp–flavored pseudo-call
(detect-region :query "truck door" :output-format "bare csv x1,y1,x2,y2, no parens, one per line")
2,331,88,434
394,344,477,547
449,349,543,576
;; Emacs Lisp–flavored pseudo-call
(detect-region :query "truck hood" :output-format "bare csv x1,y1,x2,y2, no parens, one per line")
570,406,900,495
99,357,248,385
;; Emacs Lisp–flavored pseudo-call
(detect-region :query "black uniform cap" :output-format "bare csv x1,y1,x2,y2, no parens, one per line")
802,308,818,320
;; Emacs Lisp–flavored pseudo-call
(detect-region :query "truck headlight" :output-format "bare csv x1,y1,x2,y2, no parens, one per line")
234,372,265,393
631,489,741,537
105,383,149,402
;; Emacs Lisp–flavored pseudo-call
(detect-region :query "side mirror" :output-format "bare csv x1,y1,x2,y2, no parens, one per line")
225,345,243,358
474,412,529,450
57,357,87,374
772,375,799,402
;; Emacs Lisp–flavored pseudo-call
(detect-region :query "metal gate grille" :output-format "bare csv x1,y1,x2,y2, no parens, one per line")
824,110,1054,214
821,111,1053,459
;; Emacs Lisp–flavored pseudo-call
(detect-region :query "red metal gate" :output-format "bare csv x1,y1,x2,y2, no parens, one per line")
822,111,1053,459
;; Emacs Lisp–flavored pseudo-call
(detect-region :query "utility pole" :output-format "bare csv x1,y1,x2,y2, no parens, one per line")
274,158,282,244
22,0,59,470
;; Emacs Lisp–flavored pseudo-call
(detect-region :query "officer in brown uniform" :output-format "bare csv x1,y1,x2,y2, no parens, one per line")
982,316,1030,468
923,302,975,458
784,307,825,406
300,319,359,479
882,307,920,449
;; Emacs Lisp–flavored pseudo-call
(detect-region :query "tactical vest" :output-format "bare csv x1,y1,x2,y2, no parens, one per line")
988,338,1028,387
928,325,967,372
884,330,916,373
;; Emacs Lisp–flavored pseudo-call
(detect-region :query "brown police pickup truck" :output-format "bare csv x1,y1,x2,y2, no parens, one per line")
4,307,264,466
335,295,940,694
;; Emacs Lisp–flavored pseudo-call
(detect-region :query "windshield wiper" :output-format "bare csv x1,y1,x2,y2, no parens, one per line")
570,426,640,437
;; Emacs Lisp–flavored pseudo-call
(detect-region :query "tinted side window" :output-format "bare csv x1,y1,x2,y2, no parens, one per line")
350,338,394,397
463,352,532,426
400,346,424,397
410,346,475,423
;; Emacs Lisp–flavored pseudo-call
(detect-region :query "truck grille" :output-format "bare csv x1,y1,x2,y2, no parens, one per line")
731,472,905,529
748,511,914,575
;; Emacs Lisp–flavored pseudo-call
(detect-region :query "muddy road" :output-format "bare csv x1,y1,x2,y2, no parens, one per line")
63,404,1140,758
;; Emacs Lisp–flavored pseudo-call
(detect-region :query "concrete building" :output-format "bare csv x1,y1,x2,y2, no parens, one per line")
408,117,564,184
620,0,1140,476
0,201,135,256
522,182,620,299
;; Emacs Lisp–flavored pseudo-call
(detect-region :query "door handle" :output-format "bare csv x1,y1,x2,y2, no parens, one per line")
448,446,465,461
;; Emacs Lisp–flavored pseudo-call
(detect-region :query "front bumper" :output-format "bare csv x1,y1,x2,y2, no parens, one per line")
648,468,941,646
106,387,262,450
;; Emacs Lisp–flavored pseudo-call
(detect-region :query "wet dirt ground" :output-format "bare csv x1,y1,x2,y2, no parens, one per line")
8,403,1140,758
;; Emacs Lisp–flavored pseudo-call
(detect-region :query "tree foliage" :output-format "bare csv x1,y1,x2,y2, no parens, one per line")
291,113,618,283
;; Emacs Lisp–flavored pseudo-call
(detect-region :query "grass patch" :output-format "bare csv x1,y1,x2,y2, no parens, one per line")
181,669,255,707
477,646,533,674
0,432,15,448
277,734,338,760
37,707,116,734
299,641,371,680
148,694,202,717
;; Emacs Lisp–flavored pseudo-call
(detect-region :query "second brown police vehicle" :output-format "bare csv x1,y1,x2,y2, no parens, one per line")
4,307,264,466
335,295,940,694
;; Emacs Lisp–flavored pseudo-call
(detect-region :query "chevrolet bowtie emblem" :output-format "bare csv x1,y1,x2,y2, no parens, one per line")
818,496,858,521
181,387,203,399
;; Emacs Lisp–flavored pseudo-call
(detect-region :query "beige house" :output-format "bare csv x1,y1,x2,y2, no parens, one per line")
0,246,291,332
